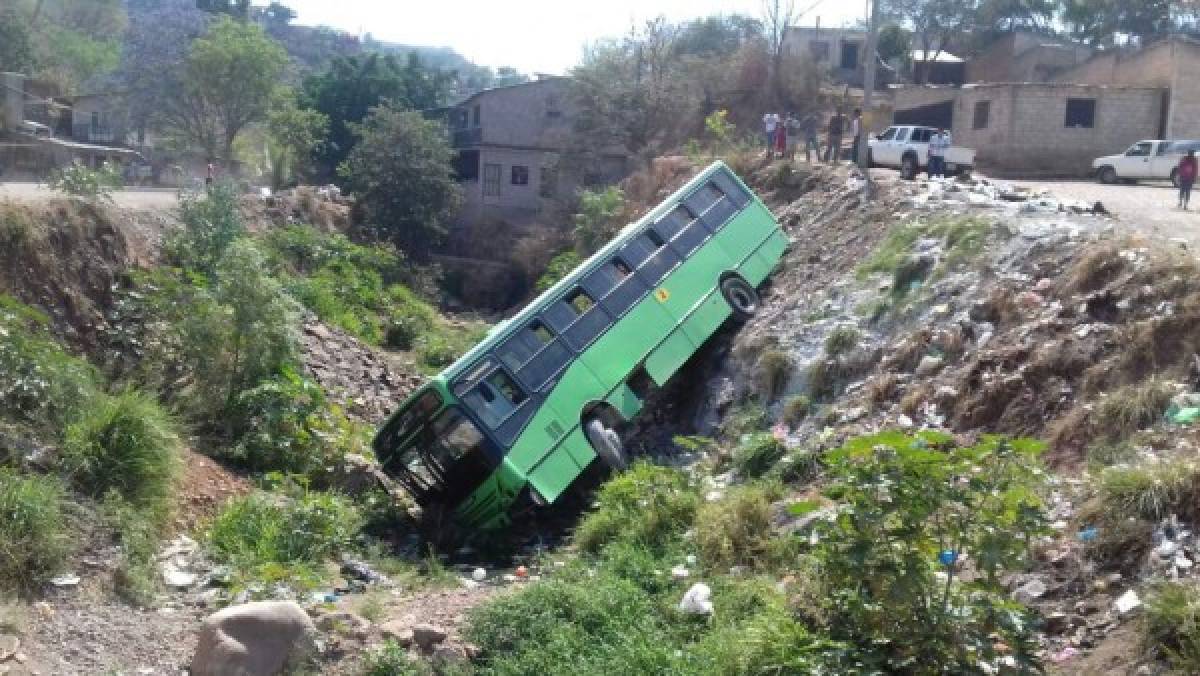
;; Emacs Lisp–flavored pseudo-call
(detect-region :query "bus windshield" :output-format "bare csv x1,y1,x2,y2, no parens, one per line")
381,407,493,506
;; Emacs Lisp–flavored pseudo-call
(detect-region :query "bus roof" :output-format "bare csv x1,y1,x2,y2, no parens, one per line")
438,160,741,385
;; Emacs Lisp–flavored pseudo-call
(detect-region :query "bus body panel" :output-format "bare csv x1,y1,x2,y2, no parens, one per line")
526,429,593,502
645,327,699,385
606,383,643,421
576,296,677,391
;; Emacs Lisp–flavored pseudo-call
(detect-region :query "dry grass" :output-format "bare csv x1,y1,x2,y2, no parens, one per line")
866,373,901,410
1093,379,1175,442
781,395,812,426
694,482,781,572
757,350,795,401
1064,242,1128,295
899,383,931,416
883,330,931,373
824,326,861,358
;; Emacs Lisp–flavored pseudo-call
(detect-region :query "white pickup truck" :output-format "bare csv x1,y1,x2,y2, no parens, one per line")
1092,139,1200,186
868,125,976,179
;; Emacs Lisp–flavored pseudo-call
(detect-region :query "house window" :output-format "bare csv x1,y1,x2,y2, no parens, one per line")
840,41,860,69
1065,98,1096,128
472,104,481,127
973,101,990,130
511,165,529,185
539,167,557,198
483,163,501,197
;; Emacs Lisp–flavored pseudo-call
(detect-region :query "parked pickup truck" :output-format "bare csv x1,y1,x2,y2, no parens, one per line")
868,125,976,179
1092,139,1200,186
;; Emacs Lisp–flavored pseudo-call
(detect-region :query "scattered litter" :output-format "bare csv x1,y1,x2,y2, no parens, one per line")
472,567,487,582
1014,577,1048,603
50,573,80,587
161,565,197,590
671,566,690,580
685,554,698,566
1077,527,1098,542
679,583,713,615
1115,589,1142,615
938,550,958,566
1049,647,1078,664
515,565,529,579
1170,407,1200,425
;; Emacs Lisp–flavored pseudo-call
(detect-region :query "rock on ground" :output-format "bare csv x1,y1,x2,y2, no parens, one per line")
191,601,317,676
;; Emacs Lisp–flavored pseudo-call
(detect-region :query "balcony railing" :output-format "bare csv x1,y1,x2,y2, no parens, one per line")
451,127,482,148
73,124,116,144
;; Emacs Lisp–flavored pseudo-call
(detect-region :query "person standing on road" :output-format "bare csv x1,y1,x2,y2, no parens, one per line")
1178,150,1198,210
825,109,845,163
784,113,801,160
763,112,779,156
849,108,863,165
801,113,820,163
928,128,951,179
774,114,788,159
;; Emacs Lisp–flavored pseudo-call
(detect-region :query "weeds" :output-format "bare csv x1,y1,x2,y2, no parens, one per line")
732,433,786,478
858,217,991,295
1089,460,1200,521
103,495,163,606
363,640,428,675
1143,581,1200,671
782,395,811,426
824,326,860,357
694,482,781,571
0,470,69,593
574,463,698,555
61,390,182,512
756,349,793,401
1094,379,1174,442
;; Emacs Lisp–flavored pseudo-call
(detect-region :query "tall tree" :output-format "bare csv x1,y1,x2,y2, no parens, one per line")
762,0,798,102
1062,0,1176,46
338,105,462,259
162,16,289,159
196,0,250,20
0,9,38,75
301,52,452,180
882,0,979,83
976,0,1058,33
267,92,328,189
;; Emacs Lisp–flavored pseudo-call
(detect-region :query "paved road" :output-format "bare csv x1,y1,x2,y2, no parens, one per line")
1009,177,1200,248
0,182,179,209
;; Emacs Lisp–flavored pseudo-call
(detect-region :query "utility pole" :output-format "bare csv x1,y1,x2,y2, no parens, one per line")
858,0,880,201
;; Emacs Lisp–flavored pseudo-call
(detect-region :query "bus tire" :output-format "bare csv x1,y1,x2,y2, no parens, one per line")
720,276,760,321
585,418,628,471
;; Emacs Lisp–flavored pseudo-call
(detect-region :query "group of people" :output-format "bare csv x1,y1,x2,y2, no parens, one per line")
762,108,863,164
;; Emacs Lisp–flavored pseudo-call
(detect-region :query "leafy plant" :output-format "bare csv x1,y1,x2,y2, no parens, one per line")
536,250,583,293
61,390,182,512
167,182,246,273
796,431,1048,673
694,482,781,571
0,470,69,593
46,161,122,199
363,639,429,676
732,433,786,478
1143,580,1200,672
573,186,626,255
824,326,861,357
574,462,699,555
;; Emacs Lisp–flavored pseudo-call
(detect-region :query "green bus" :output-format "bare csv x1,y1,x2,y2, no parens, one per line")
373,161,787,529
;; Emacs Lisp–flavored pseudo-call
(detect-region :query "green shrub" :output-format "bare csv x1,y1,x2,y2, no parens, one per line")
694,482,781,571
230,369,369,477
1094,379,1174,442
0,470,69,592
363,640,429,676
756,350,793,401
61,390,181,511
857,217,991,295
103,495,163,606
536,250,583,293
1089,459,1200,522
692,603,845,674
466,572,676,675
574,462,699,555
47,161,122,199
168,183,245,273
802,431,1048,672
781,395,811,426
732,433,786,478
573,187,625,255
0,296,100,431
385,285,437,350
824,327,861,357
1143,580,1200,672
719,404,767,440
775,449,822,484
207,490,363,573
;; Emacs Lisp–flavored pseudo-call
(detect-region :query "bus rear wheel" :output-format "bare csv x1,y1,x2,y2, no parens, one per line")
585,418,628,471
720,276,760,321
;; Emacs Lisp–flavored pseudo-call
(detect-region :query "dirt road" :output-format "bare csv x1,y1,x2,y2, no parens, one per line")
1008,177,1200,248
0,182,179,209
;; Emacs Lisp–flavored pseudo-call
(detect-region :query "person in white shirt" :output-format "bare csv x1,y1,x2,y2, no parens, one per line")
763,113,779,155
928,128,951,178
849,109,863,165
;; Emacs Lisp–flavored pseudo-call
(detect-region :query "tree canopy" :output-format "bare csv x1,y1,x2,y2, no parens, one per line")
302,53,453,181
337,105,462,259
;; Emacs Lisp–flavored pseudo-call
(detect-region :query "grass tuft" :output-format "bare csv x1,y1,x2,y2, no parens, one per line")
694,482,781,571
781,395,812,426
824,326,860,357
732,433,787,479
0,470,69,593
573,463,699,555
1093,379,1174,442
756,349,794,401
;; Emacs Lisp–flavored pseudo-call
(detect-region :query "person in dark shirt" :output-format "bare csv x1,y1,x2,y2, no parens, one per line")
824,109,845,163
1179,149,1198,210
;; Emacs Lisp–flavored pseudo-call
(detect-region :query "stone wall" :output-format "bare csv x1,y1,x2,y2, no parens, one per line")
953,84,1163,176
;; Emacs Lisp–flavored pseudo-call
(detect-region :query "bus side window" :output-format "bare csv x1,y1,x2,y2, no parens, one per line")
655,205,693,242
638,228,680,284
712,170,751,208
685,181,738,231
498,319,571,391
599,257,647,317
462,368,527,429
497,320,552,373
543,287,612,351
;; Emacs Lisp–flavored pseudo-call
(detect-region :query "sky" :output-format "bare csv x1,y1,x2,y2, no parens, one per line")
282,0,864,75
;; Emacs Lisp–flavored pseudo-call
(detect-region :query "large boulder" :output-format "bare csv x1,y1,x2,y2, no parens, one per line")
191,601,317,676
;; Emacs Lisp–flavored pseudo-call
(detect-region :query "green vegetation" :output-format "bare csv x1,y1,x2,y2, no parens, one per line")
1088,459,1200,522
731,433,786,478
0,470,68,594
103,496,164,606
46,162,123,200
574,463,700,555
338,105,462,259
781,394,811,425
61,390,182,512
1094,379,1174,442
755,349,793,401
857,217,992,301
168,183,246,273
694,482,782,571
363,640,428,676
572,187,627,255
823,326,861,357
206,489,363,592
1144,580,1200,672
536,250,583,293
